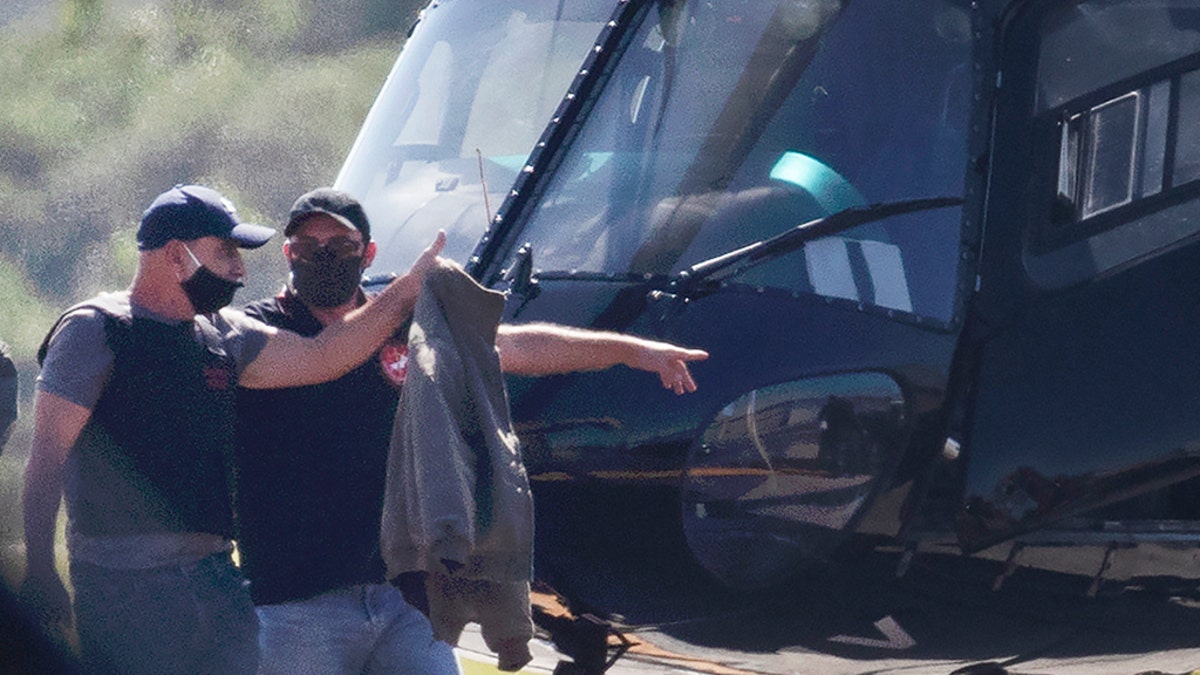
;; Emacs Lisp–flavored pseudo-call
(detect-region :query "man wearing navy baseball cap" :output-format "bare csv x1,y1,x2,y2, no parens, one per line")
134,184,277,313
20,184,446,674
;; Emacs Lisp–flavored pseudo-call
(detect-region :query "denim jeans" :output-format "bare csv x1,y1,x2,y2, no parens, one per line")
71,551,258,675
256,583,460,675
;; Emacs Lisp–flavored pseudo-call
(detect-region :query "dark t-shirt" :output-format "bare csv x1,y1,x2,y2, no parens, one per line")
235,289,409,605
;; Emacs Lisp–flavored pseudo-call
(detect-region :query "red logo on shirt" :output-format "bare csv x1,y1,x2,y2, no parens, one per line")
379,341,408,386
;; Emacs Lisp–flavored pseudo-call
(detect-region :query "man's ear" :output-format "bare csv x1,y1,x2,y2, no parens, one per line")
362,241,378,269
163,239,180,261
164,240,188,271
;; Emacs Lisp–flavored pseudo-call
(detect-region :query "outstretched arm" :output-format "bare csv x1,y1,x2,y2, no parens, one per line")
495,323,709,395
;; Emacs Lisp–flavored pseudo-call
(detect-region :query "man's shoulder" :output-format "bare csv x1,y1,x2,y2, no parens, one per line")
39,291,131,360
69,291,132,321
241,295,284,322
211,305,273,338
36,293,129,367
241,292,311,331
241,291,326,335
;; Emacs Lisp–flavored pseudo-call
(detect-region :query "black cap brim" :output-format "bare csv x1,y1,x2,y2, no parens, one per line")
284,209,360,237
229,222,277,249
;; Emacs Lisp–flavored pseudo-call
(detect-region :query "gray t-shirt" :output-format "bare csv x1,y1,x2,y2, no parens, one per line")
37,291,273,568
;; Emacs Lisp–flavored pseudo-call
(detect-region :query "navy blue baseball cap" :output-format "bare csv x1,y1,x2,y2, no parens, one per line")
137,184,276,251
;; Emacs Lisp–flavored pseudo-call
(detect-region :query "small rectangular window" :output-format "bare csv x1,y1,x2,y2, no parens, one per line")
1027,0,1200,289
1054,75,1179,226
1173,70,1200,186
1081,92,1139,218
1141,80,1169,197
1056,114,1081,211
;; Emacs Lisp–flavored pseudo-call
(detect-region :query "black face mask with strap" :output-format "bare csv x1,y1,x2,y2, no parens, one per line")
181,244,243,315
181,264,243,315
290,247,365,308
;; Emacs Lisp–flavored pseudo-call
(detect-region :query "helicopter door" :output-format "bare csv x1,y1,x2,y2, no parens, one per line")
958,0,1200,549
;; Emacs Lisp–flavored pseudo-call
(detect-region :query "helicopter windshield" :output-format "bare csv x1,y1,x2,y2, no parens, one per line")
339,0,975,324
508,0,973,324
334,0,612,272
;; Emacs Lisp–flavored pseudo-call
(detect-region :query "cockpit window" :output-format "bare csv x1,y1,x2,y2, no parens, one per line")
507,0,972,324
335,0,611,272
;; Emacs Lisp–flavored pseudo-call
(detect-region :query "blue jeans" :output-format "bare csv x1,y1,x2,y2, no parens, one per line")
256,583,460,675
71,552,258,675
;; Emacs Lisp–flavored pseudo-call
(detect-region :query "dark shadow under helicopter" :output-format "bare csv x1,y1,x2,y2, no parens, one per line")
532,484,1200,674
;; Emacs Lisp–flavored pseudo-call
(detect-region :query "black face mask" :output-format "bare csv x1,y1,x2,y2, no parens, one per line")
181,264,243,315
290,249,365,308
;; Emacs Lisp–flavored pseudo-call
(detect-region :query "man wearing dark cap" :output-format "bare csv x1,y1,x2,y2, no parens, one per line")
235,187,708,674
20,184,445,675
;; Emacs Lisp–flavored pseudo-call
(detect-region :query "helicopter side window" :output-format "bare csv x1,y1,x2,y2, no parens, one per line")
1053,86,1166,224
1036,1,1200,113
1025,0,1200,289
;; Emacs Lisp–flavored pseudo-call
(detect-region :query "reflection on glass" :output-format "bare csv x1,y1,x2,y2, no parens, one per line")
1142,80,1169,196
1081,93,1138,218
681,372,906,588
336,0,611,272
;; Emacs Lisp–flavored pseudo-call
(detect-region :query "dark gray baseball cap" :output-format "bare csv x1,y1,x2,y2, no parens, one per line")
285,188,371,241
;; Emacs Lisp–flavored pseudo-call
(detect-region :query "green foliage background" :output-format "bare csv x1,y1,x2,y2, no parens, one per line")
0,0,424,562
0,0,424,361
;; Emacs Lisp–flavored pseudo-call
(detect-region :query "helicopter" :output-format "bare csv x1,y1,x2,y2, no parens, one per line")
336,0,1200,617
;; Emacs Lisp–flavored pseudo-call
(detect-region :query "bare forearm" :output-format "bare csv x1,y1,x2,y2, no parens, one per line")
22,391,88,576
23,447,65,575
496,322,709,393
498,324,647,375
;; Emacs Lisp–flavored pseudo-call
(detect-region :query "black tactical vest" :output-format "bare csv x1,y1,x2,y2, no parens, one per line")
39,296,237,537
